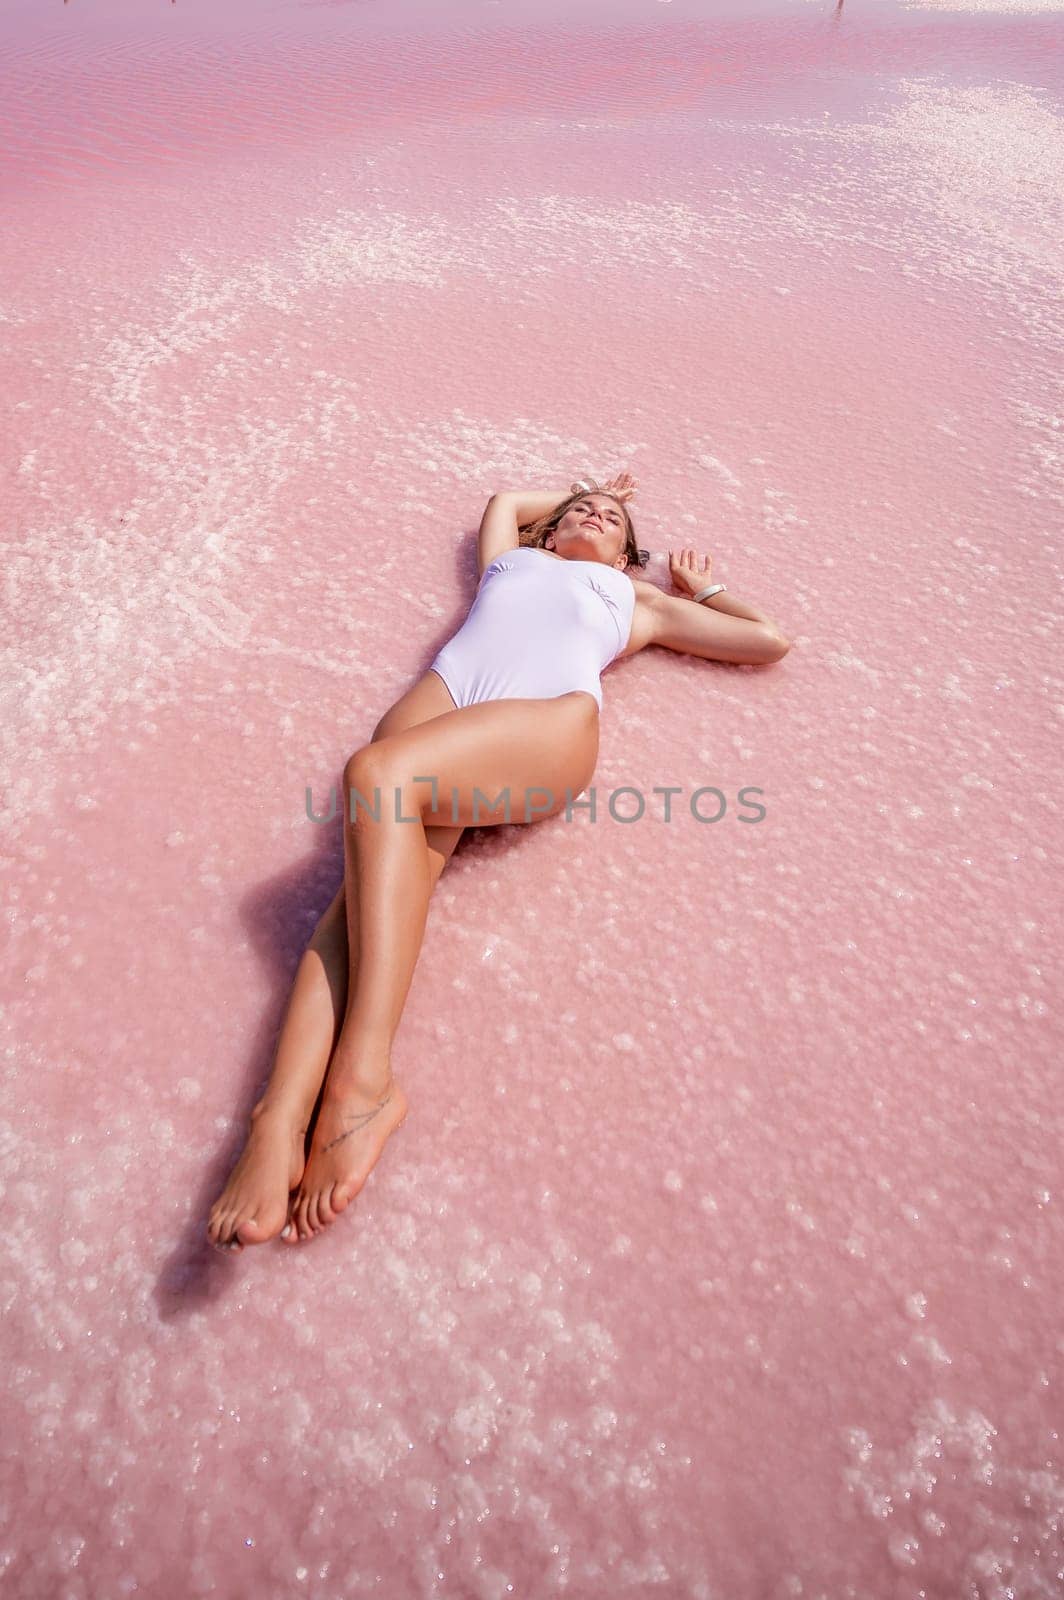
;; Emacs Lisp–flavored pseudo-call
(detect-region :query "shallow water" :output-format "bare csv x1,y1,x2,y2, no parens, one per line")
3,1,1063,1596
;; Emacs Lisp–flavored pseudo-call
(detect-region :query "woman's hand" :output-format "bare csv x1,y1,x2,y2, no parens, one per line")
572,471,638,504
601,470,638,504
668,548,714,599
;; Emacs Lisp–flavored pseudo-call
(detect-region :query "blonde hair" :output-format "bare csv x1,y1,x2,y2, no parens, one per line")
517,489,649,571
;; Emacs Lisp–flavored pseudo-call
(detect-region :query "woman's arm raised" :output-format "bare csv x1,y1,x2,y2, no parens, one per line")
476,486,582,577
494,486,579,525
491,473,635,531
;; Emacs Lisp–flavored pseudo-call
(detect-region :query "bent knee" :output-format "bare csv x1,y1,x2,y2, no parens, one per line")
343,743,383,790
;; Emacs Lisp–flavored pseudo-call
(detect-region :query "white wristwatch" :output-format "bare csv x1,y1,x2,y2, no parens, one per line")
692,583,726,604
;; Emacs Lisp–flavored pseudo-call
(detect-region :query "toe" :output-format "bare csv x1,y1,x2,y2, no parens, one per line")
217,1204,247,1252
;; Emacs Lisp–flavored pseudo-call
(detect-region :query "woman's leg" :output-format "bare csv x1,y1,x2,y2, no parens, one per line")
207,671,464,1252
286,690,599,1241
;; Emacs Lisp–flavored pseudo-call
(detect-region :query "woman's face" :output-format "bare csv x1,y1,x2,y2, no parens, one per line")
547,494,628,568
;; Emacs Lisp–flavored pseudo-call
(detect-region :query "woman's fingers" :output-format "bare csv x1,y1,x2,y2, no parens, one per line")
606,469,638,499
668,547,713,568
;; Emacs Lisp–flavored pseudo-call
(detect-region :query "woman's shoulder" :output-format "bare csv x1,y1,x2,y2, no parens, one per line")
479,544,532,578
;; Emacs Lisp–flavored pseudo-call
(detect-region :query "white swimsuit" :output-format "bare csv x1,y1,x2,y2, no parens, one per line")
429,546,635,712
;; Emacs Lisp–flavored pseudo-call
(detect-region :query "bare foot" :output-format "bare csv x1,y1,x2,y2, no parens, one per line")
283,1075,408,1242
207,1102,307,1253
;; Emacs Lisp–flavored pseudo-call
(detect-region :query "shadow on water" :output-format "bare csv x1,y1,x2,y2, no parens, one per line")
155,530,493,1313
155,830,343,1314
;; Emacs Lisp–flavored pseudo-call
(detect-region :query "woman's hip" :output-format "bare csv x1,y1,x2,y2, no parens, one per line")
347,690,600,829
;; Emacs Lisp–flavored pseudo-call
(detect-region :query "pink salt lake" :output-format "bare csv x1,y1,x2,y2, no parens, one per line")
2,0,1062,1594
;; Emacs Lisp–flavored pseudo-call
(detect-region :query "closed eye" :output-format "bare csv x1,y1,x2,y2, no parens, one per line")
577,500,621,524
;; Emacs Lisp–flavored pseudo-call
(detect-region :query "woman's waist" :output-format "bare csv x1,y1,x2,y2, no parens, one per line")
442,606,621,662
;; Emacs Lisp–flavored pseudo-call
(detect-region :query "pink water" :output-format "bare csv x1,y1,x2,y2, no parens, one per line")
3,0,1063,1594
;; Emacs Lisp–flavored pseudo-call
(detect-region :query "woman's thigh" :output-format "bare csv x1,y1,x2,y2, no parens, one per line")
351,690,600,830
372,670,468,873
371,667,458,741
320,672,467,938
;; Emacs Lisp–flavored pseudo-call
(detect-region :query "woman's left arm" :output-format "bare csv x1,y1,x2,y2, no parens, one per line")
641,548,791,666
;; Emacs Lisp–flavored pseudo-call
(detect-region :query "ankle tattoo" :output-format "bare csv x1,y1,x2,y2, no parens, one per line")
321,1089,393,1154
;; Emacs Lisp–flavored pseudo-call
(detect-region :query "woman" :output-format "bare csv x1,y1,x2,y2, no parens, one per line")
207,471,790,1251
